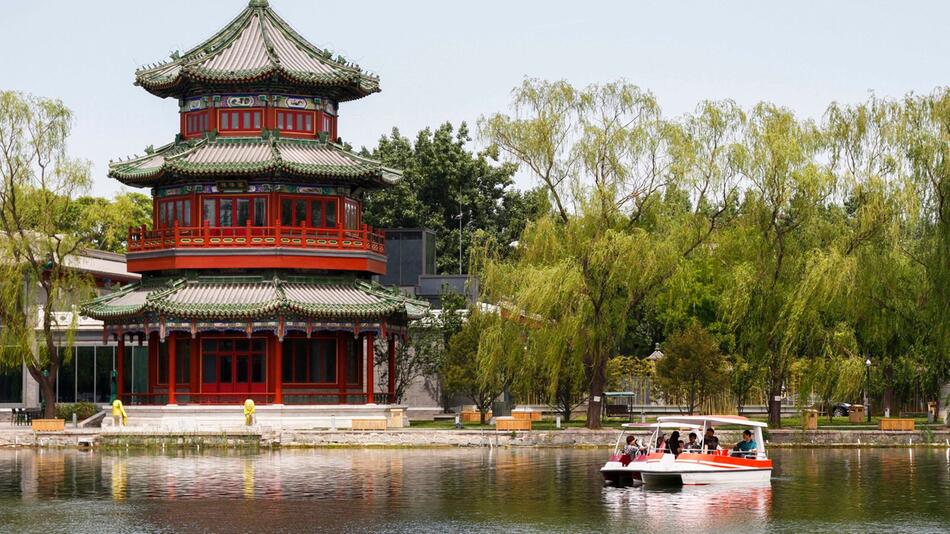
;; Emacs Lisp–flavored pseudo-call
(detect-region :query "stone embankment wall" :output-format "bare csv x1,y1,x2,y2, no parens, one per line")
1,428,949,449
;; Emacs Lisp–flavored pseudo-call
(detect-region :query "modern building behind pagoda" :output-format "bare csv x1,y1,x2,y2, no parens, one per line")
82,0,425,425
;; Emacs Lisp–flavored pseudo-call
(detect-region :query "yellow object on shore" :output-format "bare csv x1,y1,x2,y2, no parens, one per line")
244,399,255,426
111,399,127,426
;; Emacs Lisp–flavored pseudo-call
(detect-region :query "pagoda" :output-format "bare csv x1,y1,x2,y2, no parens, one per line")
82,0,425,409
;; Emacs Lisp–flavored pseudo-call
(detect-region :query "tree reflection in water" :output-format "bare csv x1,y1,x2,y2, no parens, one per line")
0,448,947,533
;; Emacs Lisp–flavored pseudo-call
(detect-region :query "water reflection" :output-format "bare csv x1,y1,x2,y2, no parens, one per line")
0,448,947,533
603,483,772,531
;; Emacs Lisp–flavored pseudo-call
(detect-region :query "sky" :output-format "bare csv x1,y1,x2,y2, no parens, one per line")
2,0,949,197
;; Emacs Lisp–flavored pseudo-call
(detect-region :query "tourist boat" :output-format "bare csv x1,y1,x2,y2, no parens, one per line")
601,415,772,486
600,421,701,485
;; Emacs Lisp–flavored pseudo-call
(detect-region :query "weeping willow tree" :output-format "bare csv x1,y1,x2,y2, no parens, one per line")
898,91,950,403
0,92,94,417
479,81,741,428
717,103,851,427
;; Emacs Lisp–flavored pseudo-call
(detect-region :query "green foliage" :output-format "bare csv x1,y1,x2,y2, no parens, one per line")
441,310,513,423
55,402,99,422
363,122,548,274
654,322,728,415
478,81,740,428
0,91,96,417
69,192,152,253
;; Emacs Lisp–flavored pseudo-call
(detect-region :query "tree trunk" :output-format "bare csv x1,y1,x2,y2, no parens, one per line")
479,407,487,425
767,379,782,428
38,374,56,418
586,359,606,429
882,363,894,416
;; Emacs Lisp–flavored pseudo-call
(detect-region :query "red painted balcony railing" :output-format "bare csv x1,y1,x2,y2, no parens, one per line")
127,222,385,254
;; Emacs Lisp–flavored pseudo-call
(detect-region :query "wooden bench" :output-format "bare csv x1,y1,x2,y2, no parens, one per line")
32,419,65,432
512,410,542,421
495,416,531,431
879,418,915,431
351,418,388,430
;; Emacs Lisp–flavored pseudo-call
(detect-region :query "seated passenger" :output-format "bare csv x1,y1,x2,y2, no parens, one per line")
684,432,700,452
733,429,757,457
668,431,682,456
703,427,720,453
622,435,638,456
655,433,667,453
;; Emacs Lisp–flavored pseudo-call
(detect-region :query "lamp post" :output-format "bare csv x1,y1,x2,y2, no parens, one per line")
865,358,871,423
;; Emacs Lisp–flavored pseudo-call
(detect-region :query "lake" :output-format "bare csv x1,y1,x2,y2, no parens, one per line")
0,447,947,533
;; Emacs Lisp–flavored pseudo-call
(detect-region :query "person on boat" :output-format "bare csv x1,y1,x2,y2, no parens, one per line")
655,433,667,453
703,427,720,453
733,429,757,457
684,432,700,452
623,435,639,456
668,431,682,455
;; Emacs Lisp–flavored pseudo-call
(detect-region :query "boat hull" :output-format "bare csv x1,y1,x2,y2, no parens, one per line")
637,452,773,486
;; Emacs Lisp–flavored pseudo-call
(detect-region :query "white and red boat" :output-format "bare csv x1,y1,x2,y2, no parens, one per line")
601,415,772,486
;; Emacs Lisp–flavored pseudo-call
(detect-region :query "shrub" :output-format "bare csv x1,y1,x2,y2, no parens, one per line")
55,402,100,422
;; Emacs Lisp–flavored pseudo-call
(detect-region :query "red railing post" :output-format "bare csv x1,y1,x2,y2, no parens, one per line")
173,220,180,248
275,217,281,246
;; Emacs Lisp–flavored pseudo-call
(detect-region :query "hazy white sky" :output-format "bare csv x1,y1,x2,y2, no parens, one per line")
2,0,949,196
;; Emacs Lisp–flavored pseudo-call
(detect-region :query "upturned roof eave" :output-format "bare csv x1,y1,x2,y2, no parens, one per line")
132,1,380,102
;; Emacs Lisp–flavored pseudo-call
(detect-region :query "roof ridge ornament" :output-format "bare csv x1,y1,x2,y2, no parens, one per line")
249,0,269,7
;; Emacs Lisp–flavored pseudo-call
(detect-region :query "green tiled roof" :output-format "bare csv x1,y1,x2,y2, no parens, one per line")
82,276,428,322
109,136,400,187
135,0,380,100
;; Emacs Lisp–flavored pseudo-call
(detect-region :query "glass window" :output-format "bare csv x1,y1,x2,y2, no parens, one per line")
296,114,304,132
305,114,313,133
252,355,265,383
0,365,23,403
310,201,323,228
243,111,251,129
253,198,266,226
294,199,306,226
277,112,284,130
203,199,215,226
281,199,292,225
346,337,360,385
158,344,168,385
253,111,261,129
282,345,293,383
237,199,249,226
175,201,183,226
203,355,216,384
176,339,190,384
76,346,95,402
294,343,306,382
236,356,248,384
183,199,192,226
95,346,113,403
220,199,233,227
220,112,229,130
220,356,232,383
58,347,76,403
326,200,337,228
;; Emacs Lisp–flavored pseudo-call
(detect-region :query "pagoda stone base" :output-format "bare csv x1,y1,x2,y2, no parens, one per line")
101,404,409,431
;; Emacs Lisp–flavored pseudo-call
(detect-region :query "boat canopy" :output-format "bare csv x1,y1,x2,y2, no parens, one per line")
620,422,702,429
656,415,768,428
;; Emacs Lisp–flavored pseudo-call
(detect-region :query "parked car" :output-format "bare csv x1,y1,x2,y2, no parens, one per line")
830,402,851,417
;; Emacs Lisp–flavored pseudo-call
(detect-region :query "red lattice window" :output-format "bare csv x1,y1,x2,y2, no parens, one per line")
183,111,209,137
218,109,263,133
277,110,315,135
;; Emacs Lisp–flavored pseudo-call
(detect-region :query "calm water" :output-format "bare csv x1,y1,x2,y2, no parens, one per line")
0,447,948,533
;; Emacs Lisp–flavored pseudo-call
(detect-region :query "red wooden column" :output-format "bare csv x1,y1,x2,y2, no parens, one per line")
116,333,125,402
274,334,284,405
387,334,396,404
365,332,375,404
167,332,177,405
